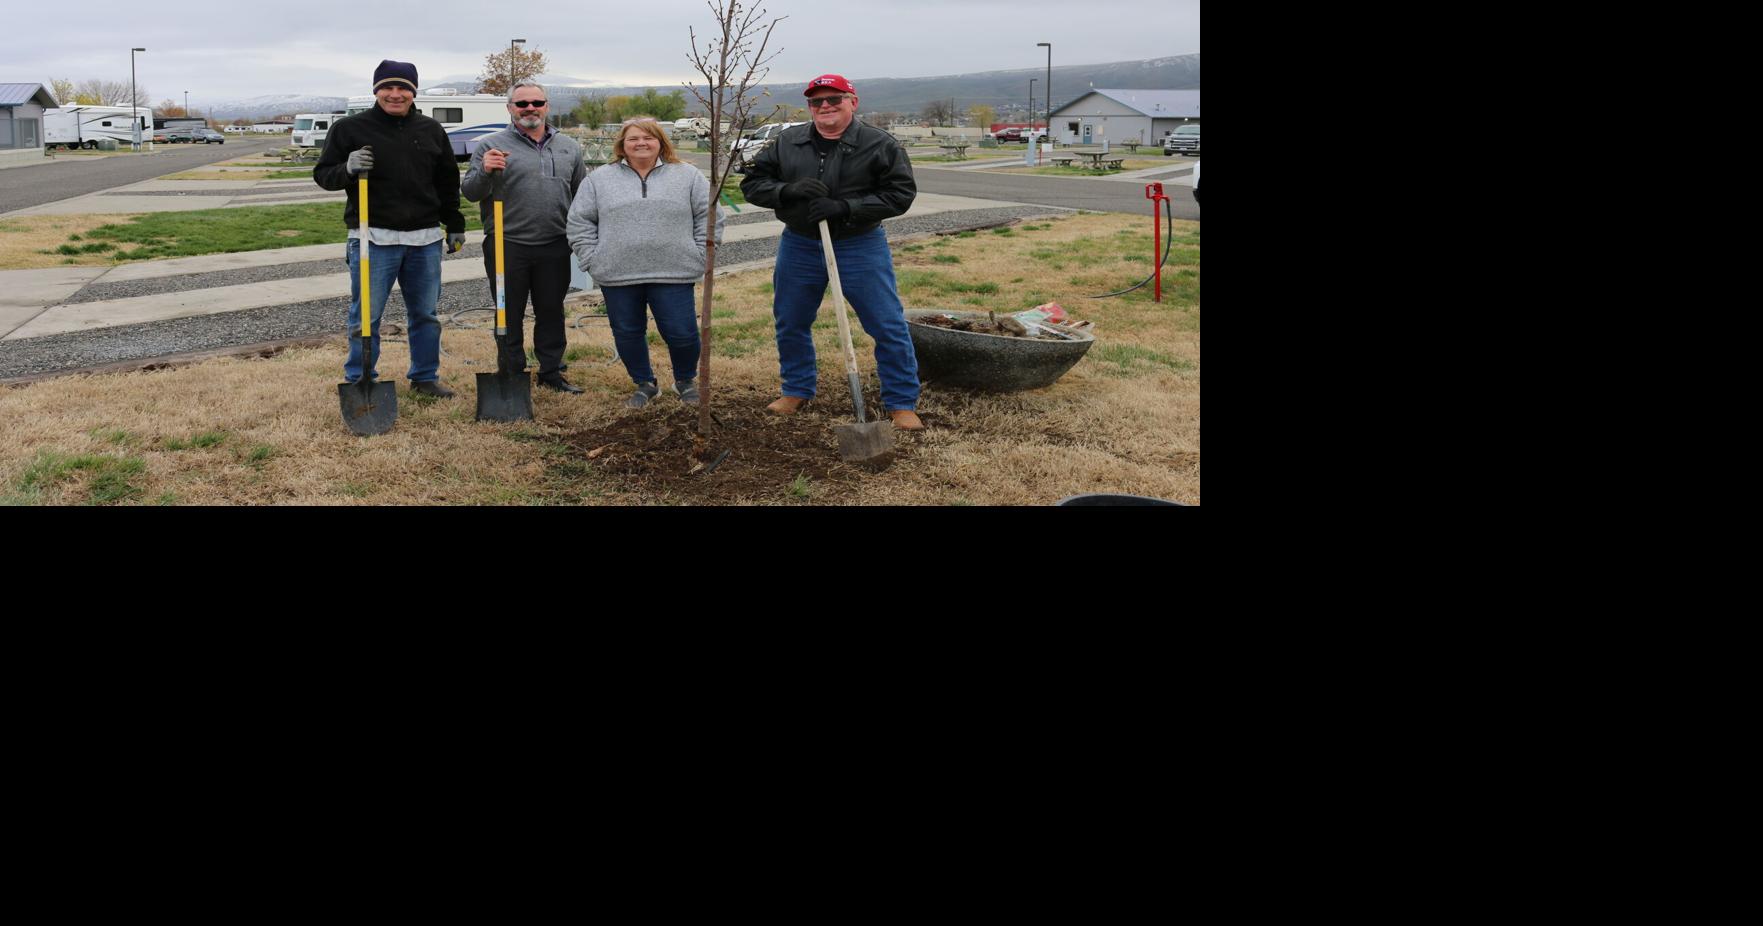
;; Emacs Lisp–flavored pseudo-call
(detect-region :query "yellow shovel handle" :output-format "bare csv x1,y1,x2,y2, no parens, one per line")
358,175,370,338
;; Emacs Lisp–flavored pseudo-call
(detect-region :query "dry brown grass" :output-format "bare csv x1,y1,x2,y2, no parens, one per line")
0,212,1199,505
0,214,144,269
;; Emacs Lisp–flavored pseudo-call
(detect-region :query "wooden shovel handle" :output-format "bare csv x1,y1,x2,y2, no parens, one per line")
817,220,859,379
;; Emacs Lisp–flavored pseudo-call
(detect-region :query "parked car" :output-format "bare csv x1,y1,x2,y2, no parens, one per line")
1163,124,1200,156
151,130,170,143
191,128,226,144
163,129,195,144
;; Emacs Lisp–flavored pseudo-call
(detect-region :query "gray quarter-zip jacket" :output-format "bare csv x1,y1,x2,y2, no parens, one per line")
461,126,587,245
566,160,722,287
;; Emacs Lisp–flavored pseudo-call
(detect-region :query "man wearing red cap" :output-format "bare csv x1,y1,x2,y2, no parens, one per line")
741,74,923,430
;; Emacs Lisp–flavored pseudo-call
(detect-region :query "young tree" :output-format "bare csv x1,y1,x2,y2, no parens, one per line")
967,104,996,132
476,45,548,96
687,0,785,441
602,94,634,125
50,78,76,105
920,99,954,125
156,100,187,118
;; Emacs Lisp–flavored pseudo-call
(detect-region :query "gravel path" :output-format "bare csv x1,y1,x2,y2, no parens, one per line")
1,204,1064,380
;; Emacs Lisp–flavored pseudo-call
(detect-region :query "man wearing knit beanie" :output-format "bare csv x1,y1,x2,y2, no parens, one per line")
314,59,467,397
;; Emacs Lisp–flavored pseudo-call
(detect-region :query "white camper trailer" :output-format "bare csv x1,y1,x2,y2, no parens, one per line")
43,105,152,149
346,88,508,159
292,113,345,149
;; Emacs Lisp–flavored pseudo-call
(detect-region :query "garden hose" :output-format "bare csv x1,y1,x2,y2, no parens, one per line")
1086,197,1173,300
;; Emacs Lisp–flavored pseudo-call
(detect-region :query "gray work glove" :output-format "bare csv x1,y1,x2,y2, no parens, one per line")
782,179,829,204
347,146,374,175
447,232,466,254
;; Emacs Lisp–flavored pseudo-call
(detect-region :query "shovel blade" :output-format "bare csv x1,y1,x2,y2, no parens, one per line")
338,380,398,435
475,371,533,422
834,420,895,470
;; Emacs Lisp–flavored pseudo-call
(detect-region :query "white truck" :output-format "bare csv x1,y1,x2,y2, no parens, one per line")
292,113,345,149
346,88,510,159
43,105,151,149
1162,123,1200,156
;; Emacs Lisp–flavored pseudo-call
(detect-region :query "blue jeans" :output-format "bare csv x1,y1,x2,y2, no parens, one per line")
342,238,442,383
602,282,700,386
772,227,919,412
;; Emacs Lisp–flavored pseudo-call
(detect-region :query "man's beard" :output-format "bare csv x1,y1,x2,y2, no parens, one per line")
517,115,543,130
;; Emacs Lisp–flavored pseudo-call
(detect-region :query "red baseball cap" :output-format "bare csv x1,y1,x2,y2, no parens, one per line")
804,74,856,96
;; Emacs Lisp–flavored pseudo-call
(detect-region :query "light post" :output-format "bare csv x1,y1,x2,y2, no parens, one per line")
184,90,189,122
509,38,526,94
1037,42,1051,147
1028,78,1036,133
130,47,146,150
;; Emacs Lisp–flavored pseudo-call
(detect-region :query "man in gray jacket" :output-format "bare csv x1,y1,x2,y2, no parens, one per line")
461,80,588,393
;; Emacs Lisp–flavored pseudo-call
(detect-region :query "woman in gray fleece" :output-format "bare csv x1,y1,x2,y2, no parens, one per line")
566,118,720,408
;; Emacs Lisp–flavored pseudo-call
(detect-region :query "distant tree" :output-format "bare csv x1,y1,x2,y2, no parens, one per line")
602,94,635,124
967,104,996,131
572,94,608,129
920,99,954,125
74,79,148,107
624,88,688,122
476,45,549,96
50,78,75,105
784,105,808,122
156,100,188,118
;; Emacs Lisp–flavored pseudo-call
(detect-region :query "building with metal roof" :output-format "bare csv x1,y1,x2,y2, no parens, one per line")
2,83,60,169
1048,89,1199,148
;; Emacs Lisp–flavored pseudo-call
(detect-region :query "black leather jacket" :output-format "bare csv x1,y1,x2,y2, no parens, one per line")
740,121,915,240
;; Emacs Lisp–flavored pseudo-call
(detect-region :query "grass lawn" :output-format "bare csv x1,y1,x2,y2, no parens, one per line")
0,212,1198,505
11,199,485,267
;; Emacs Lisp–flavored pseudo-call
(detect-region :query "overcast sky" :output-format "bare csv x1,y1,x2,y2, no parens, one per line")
10,0,1198,105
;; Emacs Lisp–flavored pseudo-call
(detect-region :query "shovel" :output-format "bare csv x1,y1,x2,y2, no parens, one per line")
818,219,895,468
338,166,398,435
476,166,534,422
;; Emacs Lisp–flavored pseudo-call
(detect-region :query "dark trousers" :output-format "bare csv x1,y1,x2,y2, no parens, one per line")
483,236,571,376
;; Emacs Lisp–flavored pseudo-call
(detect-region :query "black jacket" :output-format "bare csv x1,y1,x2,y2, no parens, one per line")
740,121,914,240
314,104,464,234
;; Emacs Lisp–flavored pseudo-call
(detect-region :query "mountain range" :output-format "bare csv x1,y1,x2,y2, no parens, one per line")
199,54,1198,122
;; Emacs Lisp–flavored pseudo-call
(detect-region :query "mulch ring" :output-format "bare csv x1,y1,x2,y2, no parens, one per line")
556,385,914,503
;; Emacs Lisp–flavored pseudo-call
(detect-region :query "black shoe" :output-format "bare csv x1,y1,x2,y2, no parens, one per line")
410,380,456,398
538,374,583,394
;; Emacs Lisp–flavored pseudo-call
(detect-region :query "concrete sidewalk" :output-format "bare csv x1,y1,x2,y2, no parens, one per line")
0,190,1030,342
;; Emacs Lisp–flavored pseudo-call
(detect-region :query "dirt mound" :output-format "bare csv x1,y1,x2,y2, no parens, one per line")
558,386,912,503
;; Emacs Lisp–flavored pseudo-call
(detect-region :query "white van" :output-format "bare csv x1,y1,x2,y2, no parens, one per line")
292,113,344,149
346,89,509,159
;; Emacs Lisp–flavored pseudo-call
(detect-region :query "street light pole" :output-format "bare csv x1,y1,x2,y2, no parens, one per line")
130,48,146,151
184,90,189,121
1029,78,1036,133
510,38,526,95
1037,42,1051,144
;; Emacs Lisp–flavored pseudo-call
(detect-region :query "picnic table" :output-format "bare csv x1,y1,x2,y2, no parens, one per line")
1061,150,1126,170
939,143,970,159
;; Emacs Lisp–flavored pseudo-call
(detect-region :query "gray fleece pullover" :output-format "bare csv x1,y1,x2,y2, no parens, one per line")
461,126,586,245
566,160,722,287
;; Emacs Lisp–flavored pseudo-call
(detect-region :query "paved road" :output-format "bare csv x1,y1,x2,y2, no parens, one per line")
0,138,285,215
913,165,1199,221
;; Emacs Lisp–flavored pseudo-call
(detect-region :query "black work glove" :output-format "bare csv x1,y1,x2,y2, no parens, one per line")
805,197,850,225
781,179,829,204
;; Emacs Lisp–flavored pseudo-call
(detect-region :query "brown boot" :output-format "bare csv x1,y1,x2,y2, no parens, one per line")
890,410,924,431
766,395,809,415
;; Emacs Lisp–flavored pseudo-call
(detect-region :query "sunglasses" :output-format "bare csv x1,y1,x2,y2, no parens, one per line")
806,95,851,109
511,100,548,109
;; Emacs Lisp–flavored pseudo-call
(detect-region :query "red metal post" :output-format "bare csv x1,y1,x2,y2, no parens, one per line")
1145,182,1168,302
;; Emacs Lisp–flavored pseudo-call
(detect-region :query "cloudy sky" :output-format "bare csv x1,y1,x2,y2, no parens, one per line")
10,0,1198,105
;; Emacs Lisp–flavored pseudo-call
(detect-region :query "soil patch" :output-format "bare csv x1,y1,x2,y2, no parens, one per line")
556,384,912,504
915,311,1070,340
